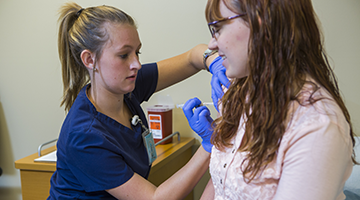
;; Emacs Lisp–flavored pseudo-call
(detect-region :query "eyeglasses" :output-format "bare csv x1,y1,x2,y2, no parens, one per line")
208,13,246,39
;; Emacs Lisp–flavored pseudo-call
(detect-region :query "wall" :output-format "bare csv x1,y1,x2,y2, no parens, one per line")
0,0,359,199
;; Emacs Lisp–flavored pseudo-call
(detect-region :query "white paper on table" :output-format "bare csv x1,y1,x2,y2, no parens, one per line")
34,150,57,162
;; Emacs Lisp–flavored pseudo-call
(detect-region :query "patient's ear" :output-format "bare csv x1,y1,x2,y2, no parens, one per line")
80,50,95,70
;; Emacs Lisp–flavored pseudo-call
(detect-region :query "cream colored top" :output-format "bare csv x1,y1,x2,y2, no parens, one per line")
210,84,353,200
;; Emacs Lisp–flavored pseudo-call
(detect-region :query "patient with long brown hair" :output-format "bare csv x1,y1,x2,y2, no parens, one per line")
182,0,357,199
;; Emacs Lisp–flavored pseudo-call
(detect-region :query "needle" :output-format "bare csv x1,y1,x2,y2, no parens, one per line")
176,102,213,108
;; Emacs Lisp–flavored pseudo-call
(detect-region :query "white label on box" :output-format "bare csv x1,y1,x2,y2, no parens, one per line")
148,114,162,139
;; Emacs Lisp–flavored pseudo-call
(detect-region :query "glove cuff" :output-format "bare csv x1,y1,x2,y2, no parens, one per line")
208,56,222,74
203,49,218,72
202,140,213,153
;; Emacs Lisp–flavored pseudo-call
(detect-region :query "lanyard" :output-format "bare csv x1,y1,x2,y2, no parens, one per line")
131,115,157,165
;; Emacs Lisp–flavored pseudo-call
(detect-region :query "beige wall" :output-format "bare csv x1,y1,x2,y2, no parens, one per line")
0,0,359,199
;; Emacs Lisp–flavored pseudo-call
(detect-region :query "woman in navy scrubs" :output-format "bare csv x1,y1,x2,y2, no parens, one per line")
48,2,218,199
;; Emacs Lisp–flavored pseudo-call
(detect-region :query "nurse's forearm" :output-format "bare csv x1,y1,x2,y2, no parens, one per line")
155,44,208,92
153,145,210,199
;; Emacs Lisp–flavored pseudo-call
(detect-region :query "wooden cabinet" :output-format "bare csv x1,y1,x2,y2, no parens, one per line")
15,137,195,200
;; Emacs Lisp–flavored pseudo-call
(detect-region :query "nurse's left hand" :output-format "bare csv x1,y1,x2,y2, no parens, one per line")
209,56,230,112
183,97,213,153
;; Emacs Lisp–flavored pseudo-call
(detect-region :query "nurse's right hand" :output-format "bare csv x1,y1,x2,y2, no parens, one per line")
183,97,213,153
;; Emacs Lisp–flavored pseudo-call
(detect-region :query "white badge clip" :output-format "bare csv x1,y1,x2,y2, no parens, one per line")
131,115,157,165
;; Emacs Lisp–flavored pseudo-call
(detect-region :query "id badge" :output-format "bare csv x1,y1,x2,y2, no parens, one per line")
142,129,157,165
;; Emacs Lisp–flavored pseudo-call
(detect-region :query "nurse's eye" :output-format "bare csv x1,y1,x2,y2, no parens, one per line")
136,51,141,57
119,54,128,59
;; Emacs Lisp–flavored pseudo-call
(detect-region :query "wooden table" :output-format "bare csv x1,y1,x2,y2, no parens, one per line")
15,137,195,200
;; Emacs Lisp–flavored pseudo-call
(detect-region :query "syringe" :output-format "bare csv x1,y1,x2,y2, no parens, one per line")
176,102,213,108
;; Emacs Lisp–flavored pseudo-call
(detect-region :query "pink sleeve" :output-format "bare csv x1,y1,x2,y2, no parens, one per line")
273,116,353,200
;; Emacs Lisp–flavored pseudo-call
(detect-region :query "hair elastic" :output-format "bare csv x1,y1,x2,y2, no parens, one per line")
76,8,84,17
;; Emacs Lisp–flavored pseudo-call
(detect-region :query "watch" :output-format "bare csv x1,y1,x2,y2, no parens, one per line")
203,49,218,72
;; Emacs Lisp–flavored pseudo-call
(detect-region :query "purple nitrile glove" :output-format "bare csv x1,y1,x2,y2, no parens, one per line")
182,97,214,153
209,56,230,112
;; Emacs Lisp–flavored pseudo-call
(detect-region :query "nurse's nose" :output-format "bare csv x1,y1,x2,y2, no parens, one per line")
130,54,141,70
130,56,141,70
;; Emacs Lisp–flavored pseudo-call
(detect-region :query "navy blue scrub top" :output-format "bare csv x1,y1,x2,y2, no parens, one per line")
48,63,158,199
